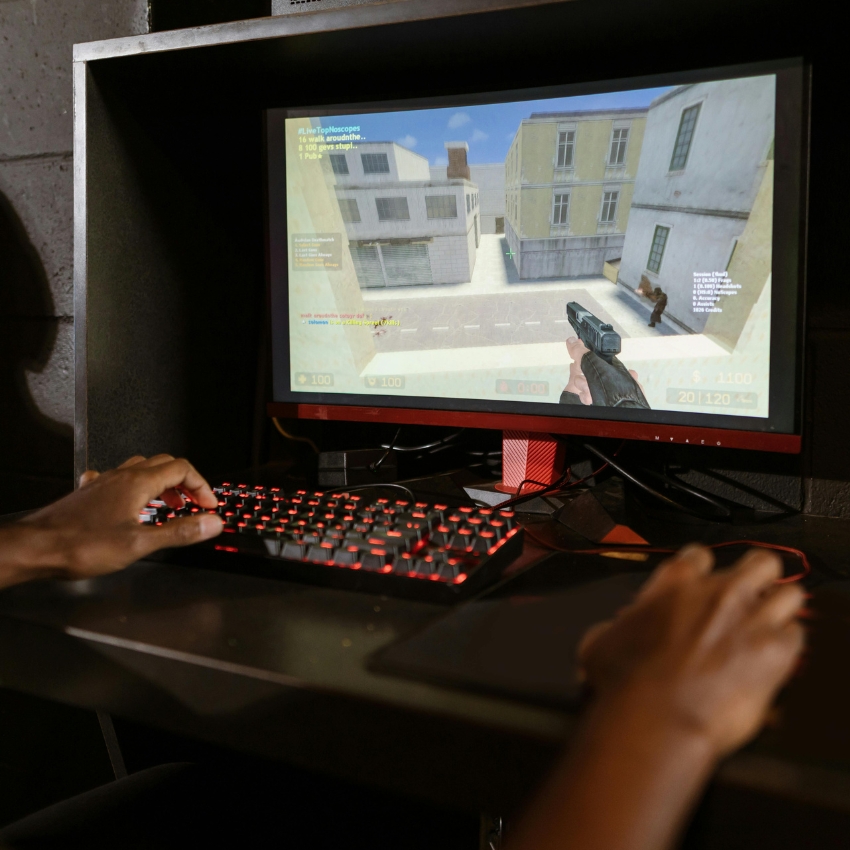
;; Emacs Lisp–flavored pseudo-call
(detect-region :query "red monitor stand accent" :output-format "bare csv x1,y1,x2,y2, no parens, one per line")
496,430,565,495
495,430,648,546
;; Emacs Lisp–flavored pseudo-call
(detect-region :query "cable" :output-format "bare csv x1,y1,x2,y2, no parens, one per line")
497,441,625,511
521,525,810,584
584,443,731,520
336,482,417,502
379,430,465,453
272,418,319,454
641,466,733,516
370,426,402,472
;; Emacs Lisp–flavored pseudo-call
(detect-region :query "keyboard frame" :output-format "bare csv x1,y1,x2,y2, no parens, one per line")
154,529,525,603
144,485,527,604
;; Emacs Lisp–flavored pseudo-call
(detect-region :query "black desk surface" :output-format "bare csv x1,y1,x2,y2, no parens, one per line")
3,510,850,815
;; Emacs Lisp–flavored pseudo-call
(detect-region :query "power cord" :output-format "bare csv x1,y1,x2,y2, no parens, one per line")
272,418,320,454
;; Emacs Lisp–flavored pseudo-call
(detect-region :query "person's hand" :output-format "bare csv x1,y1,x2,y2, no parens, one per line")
563,337,642,405
577,545,805,760
563,337,593,404
7,454,223,585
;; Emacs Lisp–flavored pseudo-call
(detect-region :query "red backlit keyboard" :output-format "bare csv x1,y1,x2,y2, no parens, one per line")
141,483,524,602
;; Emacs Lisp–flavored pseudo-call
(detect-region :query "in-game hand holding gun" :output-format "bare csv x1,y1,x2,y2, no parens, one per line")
561,302,650,409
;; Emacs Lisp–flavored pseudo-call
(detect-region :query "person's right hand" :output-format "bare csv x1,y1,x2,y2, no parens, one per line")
577,545,805,760
9,454,223,585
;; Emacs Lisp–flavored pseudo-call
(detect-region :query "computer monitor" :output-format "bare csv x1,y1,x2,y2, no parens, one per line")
266,59,807,453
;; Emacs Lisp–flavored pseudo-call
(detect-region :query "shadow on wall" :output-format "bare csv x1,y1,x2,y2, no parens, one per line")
0,191,73,514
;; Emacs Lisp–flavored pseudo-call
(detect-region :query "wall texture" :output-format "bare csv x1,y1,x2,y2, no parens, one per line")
0,0,148,512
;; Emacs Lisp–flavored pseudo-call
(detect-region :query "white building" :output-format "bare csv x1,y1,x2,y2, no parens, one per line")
332,141,479,288
617,76,775,332
430,162,505,234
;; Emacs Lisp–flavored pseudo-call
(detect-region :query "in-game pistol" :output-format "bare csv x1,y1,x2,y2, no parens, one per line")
567,302,621,363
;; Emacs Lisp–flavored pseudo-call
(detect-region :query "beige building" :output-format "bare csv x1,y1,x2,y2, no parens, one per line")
505,108,647,279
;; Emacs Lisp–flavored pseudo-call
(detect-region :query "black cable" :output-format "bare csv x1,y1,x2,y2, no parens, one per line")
641,466,732,515
370,426,402,471
379,430,465,453
423,442,457,457
338,483,417,502
583,444,731,521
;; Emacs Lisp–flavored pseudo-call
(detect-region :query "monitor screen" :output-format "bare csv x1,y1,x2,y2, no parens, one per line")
267,60,806,450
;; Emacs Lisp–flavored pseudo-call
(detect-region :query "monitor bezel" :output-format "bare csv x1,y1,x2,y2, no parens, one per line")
266,58,809,453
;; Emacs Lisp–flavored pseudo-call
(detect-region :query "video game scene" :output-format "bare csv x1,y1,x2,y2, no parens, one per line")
281,73,775,417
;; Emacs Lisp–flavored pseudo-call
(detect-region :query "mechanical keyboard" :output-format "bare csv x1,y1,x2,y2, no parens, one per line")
141,483,525,602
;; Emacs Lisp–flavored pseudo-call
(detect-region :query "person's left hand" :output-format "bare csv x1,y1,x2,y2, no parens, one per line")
11,454,222,583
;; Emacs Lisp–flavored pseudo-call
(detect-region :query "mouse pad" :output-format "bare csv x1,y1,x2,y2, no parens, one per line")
371,571,649,707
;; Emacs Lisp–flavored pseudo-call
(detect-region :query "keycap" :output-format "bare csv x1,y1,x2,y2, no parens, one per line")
393,558,414,577
430,528,451,547
438,562,461,580
448,534,473,552
411,558,437,578
281,542,307,560
307,545,333,563
361,553,388,572
488,519,507,539
332,549,359,567
263,538,281,557
471,537,491,555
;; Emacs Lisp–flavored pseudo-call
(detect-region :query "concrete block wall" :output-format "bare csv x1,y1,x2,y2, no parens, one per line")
0,0,148,512
428,234,473,284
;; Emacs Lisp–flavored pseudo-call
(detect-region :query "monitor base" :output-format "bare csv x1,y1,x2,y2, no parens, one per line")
495,431,565,495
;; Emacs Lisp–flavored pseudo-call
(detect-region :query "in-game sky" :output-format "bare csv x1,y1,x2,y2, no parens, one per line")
317,86,674,166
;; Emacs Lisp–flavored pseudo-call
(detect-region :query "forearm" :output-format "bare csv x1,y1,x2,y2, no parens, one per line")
508,693,717,850
0,522,64,590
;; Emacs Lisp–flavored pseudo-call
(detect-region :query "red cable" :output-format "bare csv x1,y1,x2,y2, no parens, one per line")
522,526,811,583
499,441,625,510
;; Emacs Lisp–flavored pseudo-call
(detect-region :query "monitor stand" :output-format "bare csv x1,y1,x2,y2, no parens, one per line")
494,430,565,495
466,431,649,547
